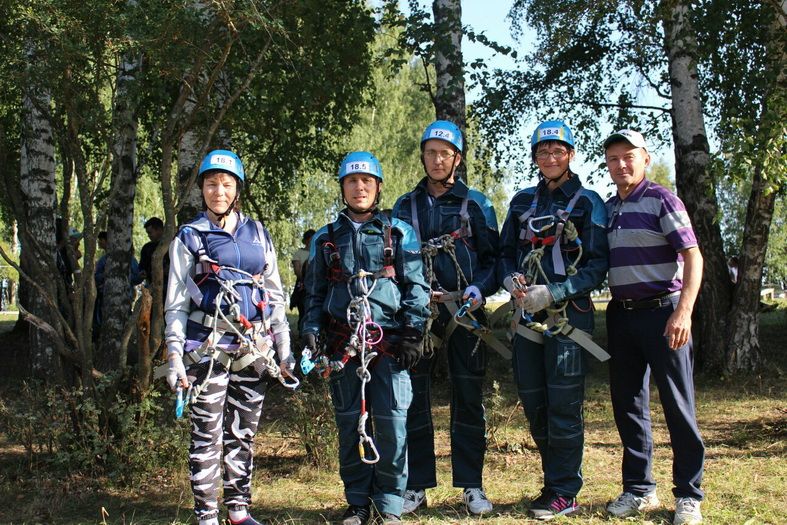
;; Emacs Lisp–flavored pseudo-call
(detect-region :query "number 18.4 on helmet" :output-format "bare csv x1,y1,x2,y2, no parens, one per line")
530,120,575,158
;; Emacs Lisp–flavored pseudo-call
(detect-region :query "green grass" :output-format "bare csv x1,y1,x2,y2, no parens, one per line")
0,307,785,524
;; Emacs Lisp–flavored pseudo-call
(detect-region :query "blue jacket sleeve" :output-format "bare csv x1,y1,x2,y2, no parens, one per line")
497,195,521,284
393,219,430,333
546,190,609,302
302,226,330,335
467,190,499,297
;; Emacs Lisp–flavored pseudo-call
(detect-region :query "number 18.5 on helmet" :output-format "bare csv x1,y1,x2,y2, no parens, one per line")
337,151,384,181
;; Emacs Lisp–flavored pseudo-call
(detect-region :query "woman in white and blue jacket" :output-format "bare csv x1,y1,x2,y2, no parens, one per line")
165,150,292,525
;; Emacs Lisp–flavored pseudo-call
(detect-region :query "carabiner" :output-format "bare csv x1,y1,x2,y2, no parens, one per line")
359,435,381,464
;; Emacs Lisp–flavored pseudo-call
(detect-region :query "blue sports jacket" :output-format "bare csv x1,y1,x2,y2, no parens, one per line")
302,211,430,335
498,176,609,303
392,178,499,297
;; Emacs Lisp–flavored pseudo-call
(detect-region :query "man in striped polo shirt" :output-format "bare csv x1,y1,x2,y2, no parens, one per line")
603,130,705,525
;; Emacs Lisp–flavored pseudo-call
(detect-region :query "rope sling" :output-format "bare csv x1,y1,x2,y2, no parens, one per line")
516,215,583,336
421,233,483,357
410,195,511,359
156,255,299,418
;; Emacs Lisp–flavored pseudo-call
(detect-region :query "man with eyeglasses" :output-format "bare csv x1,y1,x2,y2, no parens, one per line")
499,120,608,520
603,130,704,525
392,120,499,516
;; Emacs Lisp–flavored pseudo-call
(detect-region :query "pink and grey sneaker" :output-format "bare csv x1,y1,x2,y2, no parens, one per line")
529,493,579,521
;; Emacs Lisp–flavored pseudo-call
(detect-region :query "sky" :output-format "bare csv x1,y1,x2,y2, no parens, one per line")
401,1,675,201
459,1,618,199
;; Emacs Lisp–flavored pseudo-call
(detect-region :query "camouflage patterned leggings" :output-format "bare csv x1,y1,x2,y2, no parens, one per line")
187,361,268,521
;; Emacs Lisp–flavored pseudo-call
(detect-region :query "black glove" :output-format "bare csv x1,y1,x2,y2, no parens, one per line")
300,333,319,357
397,327,423,369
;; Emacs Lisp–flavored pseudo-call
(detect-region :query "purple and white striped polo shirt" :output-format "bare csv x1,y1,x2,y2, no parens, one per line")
606,179,697,301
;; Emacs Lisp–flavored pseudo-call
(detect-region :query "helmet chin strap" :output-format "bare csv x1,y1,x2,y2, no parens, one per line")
541,167,572,185
421,157,458,189
206,194,238,227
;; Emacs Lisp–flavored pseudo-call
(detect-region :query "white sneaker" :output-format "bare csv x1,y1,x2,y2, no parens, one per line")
463,488,493,515
401,489,426,514
673,497,702,525
606,491,660,517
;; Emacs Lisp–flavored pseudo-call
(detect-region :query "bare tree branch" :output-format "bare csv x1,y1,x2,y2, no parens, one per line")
17,304,103,380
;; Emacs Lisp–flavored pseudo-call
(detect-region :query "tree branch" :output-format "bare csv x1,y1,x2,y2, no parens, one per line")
568,99,672,113
17,304,103,380
420,56,437,107
0,242,79,350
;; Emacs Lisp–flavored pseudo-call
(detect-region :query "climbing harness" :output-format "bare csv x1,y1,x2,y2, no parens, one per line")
187,262,300,403
500,187,610,362
408,193,510,359
156,228,298,415
301,220,403,464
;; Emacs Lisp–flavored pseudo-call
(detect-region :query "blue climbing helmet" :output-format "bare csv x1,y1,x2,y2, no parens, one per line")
198,149,245,184
337,151,384,182
530,120,575,157
421,120,464,152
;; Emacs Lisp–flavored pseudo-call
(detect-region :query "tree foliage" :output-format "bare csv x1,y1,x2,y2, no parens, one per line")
477,0,785,373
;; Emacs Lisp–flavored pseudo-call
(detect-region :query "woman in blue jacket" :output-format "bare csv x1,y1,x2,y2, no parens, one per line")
499,121,609,520
165,150,293,525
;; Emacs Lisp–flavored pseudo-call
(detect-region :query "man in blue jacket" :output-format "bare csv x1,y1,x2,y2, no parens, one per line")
302,152,430,525
392,120,499,516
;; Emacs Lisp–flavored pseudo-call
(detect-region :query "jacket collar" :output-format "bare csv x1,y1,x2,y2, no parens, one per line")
338,209,389,229
535,174,582,199
414,176,469,200
610,177,649,205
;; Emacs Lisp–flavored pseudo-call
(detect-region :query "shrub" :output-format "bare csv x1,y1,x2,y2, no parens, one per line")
284,375,338,470
0,377,189,485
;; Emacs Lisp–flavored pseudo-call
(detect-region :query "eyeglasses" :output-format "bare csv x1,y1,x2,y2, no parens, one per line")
423,150,457,162
535,150,569,160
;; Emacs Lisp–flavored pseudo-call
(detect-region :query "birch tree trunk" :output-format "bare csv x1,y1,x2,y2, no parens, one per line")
724,0,785,372
432,0,467,181
662,0,730,371
20,77,62,380
98,51,141,372
176,120,202,224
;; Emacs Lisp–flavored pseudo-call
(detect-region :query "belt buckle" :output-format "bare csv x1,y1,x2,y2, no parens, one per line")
620,299,635,310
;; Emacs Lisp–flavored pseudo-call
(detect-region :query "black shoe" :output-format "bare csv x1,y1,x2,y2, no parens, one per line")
530,488,554,510
378,512,401,524
530,493,579,521
342,504,371,525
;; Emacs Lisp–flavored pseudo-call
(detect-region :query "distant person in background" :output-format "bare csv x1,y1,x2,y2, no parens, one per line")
140,217,169,297
0,278,8,311
55,219,82,324
727,256,739,285
55,219,80,299
289,228,315,334
94,231,142,339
